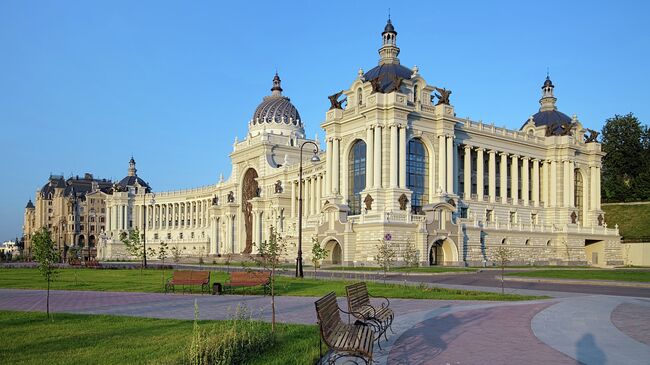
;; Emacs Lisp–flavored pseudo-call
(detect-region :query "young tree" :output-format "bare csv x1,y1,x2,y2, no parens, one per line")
402,238,420,275
157,242,169,290
31,228,60,319
171,245,182,264
256,225,288,333
121,228,145,268
374,234,397,282
310,237,328,278
492,246,513,295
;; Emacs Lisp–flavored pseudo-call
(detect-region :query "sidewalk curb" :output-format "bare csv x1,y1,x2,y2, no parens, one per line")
500,275,650,288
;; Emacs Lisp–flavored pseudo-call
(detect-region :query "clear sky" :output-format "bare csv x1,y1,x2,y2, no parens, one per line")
1,0,648,240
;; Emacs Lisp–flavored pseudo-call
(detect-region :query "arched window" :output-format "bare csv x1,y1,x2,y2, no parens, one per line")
574,169,583,223
347,140,367,215
407,139,429,214
413,84,419,103
357,88,363,106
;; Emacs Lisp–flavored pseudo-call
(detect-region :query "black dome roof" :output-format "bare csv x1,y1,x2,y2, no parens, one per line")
524,110,572,135
118,175,151,191
363,63,413,93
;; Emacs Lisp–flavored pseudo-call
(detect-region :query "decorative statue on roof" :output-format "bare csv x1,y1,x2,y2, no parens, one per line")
398,194,409,211
211,195,219,206
559,122,575,136
364,194,374,211
433,87,452,105
111,183,125,193
584,128,600,143
370,77,382,93
274,180,283,194
227,191,235,203
328,90,347,110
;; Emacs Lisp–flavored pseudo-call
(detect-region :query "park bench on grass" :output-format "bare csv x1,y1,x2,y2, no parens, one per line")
224,271,270,295
165,270,210,294
68,258,81,266
84,258,101,268
345,282,394,346
315,291,375,365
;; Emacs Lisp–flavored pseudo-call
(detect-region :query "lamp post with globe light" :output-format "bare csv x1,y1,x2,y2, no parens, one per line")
296,141,320,278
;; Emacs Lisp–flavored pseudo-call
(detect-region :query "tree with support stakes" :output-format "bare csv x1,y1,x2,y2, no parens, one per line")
310,236,328,278
255,225,288,333
121,228,145,270
31,228,60,319
493,246,513,295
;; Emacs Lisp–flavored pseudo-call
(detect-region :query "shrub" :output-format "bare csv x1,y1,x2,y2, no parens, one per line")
187,302,274,365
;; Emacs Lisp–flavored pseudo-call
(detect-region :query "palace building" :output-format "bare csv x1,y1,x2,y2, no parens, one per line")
24,20,622,266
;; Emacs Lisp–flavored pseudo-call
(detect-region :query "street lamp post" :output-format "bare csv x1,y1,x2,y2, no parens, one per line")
296,141,321,278
143,192,156,268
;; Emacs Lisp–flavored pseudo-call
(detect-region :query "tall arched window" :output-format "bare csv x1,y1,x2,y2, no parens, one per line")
347,140,367,215
407,139,429,214
357,87,363,106
575,169,583,223
413,84,419,103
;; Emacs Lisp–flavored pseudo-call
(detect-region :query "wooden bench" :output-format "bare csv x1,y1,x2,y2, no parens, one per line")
68,258,81,266
345,282,394,345
165,270,210,294
224,271,270,295
84,258,101,268
315,291,374,365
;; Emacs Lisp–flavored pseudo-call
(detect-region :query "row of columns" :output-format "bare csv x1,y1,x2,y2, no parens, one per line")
137,199,212,231
290,174,326,218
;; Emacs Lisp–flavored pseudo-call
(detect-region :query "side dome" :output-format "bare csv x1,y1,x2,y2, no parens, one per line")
249,73,304,137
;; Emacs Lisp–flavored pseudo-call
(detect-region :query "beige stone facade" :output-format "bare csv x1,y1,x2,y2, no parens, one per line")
29,20,621,267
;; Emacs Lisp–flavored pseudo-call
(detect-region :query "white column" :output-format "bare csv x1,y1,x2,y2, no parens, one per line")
522,157,529,206
542,160,549,206
390,125,398,187
374,127,382,188
463,145,471,199
563,160,571,207
476,148,484,201
488,150,496,202
366,127,374,189
304,177,310,216
399,126,406,188
590,166,597,210
500,153,508,204
569,161,575,207
532,159,540,207
290,181,295,218
550,160,558,207
311,175,317,214
252,211,258,246
596,166,601,210
429,145,436,201
511,155,519,205
326,139,332,195
447,136,454,194
316,175,321,213
332,138,340,194
438,135,446,192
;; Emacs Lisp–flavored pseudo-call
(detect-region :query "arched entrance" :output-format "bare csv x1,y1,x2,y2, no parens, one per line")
78,235,85,246
241,168,259,254
429,238,459,266
324,239,342,265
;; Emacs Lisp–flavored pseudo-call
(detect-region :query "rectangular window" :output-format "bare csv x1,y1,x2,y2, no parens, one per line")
167,233,171,239
154,233,159,240
460,207,468,219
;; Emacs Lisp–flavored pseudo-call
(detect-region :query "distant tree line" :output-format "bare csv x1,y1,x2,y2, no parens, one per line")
601,113,650,202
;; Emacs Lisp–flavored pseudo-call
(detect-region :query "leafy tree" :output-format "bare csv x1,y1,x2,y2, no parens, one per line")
310,236,328,278
492,246,513,295
156,242,169,289
256,225,288,333
402,238,420,273
31,228,60,319
374,235,397,282
601,113,649,202
121,228,145,268
171,245,182,264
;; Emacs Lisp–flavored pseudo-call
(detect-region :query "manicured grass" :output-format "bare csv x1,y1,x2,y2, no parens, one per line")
506,269,650,283
0,310,320,365
0,268,542,301
602,203,650,241
322,266,476,273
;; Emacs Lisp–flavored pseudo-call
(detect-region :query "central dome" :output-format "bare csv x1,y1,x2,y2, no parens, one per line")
249,73,304,137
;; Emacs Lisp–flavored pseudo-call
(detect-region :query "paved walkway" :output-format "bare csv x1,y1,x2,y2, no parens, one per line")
1,289,649,364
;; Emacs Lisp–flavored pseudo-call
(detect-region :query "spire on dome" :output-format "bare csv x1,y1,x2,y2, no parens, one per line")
271,72,283,96
379,18,400,65
128,157,137,177
539,74,557,112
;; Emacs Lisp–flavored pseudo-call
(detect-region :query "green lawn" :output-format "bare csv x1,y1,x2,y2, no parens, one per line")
602,203,650,241
0,311,320,365
322,266,476,273
0,268,542,301
506,269,650,283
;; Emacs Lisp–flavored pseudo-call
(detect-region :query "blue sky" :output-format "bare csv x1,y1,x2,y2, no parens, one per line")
1,0,648,240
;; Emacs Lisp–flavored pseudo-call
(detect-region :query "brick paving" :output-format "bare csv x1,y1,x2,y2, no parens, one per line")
387,302,579,365
611,300,650,346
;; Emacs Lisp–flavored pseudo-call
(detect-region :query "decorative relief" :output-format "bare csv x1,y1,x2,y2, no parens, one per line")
398,194,409,211
364,194,373,211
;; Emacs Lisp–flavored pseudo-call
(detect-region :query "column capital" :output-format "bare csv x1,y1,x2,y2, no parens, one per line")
521,156,530,161
475,147,485,152
499,151,509,157
510,154,520,159
463,144,472,151
487,149,497,155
